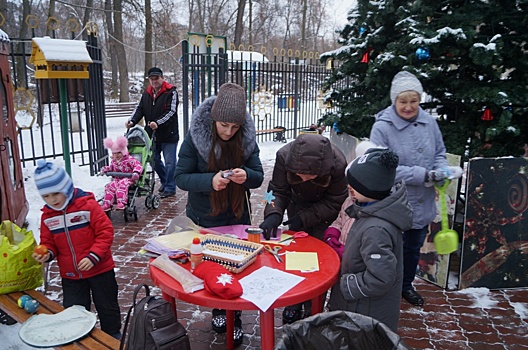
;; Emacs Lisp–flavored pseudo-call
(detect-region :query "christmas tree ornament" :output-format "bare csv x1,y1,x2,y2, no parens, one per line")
481,108,493,121
359,26,366,35
415,47,431,61
360,52,369,63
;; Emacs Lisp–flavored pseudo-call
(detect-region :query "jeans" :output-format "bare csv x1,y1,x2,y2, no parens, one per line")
402,226,429,291
62,269,121,336
153,141,177,193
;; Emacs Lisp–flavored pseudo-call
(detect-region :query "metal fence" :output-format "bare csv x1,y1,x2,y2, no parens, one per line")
9,22,107,175
182,41,345,142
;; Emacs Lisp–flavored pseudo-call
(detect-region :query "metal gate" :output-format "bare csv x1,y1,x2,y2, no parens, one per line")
181,37,339,142
9,20,107,176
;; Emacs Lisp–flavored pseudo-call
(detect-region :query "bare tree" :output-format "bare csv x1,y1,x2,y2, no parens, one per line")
105,0,118,99
81,0,93,40
233,0,245,47
113,0,129,102
15,0,31,89
45,0,55,37
144,0,152,90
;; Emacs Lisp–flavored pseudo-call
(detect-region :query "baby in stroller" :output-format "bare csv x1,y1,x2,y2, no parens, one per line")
100,136,143,211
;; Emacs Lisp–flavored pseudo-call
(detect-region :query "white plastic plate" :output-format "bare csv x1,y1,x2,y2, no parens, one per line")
19,305,96,347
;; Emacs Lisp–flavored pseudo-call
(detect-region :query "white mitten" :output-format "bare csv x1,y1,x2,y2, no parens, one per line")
446,166,463,179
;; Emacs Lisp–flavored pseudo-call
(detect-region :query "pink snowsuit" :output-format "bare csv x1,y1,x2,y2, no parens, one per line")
102,154,143,206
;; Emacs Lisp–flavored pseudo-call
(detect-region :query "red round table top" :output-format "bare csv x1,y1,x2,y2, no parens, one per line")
149,234,340,311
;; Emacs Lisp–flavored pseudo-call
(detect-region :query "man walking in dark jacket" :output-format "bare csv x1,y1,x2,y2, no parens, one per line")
126,67,179,198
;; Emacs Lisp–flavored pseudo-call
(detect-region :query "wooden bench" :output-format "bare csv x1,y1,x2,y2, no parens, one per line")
104,102,137,119
255,128,284,134
256,127,287,142
0,289,120,349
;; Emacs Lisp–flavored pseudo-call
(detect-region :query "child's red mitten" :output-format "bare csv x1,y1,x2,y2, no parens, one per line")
193,261,243,299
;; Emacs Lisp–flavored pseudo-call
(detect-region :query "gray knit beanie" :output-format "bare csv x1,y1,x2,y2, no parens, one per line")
390,71,423,105
211,83,247,125
347,148,399,200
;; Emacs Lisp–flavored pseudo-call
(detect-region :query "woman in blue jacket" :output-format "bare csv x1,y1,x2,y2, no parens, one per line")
370,71,449,307
175,83,264,345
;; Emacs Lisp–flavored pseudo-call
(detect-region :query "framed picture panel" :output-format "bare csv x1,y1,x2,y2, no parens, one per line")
459,157,528,289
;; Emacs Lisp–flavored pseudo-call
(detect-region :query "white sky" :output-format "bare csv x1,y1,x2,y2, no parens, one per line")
331,0,357,27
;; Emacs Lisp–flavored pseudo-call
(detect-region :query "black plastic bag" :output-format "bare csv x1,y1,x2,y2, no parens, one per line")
274,311,409,350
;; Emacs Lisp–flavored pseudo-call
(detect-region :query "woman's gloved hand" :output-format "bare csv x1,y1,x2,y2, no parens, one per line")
259,213,283,240
283,216,302,231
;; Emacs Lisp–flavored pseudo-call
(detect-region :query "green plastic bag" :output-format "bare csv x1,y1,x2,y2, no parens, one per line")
0,220,44,294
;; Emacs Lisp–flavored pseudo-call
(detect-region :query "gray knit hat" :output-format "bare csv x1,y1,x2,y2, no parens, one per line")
347,148,399,200
211,83,247,125
390,71,423,105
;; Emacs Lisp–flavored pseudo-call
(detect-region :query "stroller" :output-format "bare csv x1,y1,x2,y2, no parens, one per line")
103,126,160,222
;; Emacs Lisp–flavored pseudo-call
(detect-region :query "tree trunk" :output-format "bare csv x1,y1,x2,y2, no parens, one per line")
82,0,93,40
46,0,56,37
301,0,307,51
105,0,118,99
15,0,30,89
144,0,153,91
233,0,246,47
113,0,129,102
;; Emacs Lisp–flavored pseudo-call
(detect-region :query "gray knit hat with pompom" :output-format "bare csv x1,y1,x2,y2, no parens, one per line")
390,71,423,105
211,83,247,125
347,148,399,200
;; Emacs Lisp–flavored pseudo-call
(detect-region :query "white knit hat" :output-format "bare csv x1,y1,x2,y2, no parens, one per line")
390,71,423,105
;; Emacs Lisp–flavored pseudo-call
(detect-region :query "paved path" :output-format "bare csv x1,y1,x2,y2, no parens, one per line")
42,163,528,349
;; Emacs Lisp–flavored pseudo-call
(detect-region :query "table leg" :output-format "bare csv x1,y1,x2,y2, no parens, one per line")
226,309,234,350
311,293,323,314
259,309,275,350
161,291,178,318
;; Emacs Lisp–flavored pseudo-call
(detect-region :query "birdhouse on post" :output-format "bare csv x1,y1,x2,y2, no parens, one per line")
29,37,93,79
29,37,93,176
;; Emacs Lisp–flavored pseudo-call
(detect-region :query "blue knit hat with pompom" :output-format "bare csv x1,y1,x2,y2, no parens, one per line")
34,160,74,210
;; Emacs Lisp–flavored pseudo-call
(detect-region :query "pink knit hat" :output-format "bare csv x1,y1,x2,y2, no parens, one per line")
103,136,129,155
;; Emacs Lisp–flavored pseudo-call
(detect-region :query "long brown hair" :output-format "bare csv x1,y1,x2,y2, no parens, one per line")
208,122,246,218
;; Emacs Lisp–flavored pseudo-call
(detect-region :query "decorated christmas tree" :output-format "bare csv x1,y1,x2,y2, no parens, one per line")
321,0,528,159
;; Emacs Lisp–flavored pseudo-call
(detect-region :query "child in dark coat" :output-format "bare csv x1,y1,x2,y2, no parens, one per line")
328,148,413,332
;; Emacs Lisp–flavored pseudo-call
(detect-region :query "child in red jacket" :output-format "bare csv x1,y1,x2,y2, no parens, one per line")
32,160,121,339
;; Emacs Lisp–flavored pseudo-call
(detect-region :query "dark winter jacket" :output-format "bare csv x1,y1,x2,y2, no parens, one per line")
264,134,348,240
39,189,116,280
370,106,447,229
175,96,264,228
129,80,179,143
328,182,413,332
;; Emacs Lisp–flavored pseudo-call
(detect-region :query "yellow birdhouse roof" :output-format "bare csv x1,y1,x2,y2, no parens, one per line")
29,37,93,79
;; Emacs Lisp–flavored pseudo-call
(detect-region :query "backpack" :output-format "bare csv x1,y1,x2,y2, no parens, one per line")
120,284,191,350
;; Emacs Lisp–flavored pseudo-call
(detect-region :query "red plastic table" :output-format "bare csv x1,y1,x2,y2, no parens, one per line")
149,235,340,350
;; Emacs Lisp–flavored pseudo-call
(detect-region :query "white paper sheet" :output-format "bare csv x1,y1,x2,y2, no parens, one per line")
239,266,305,312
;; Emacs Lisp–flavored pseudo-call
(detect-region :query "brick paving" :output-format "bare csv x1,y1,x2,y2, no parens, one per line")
41,163,528,349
